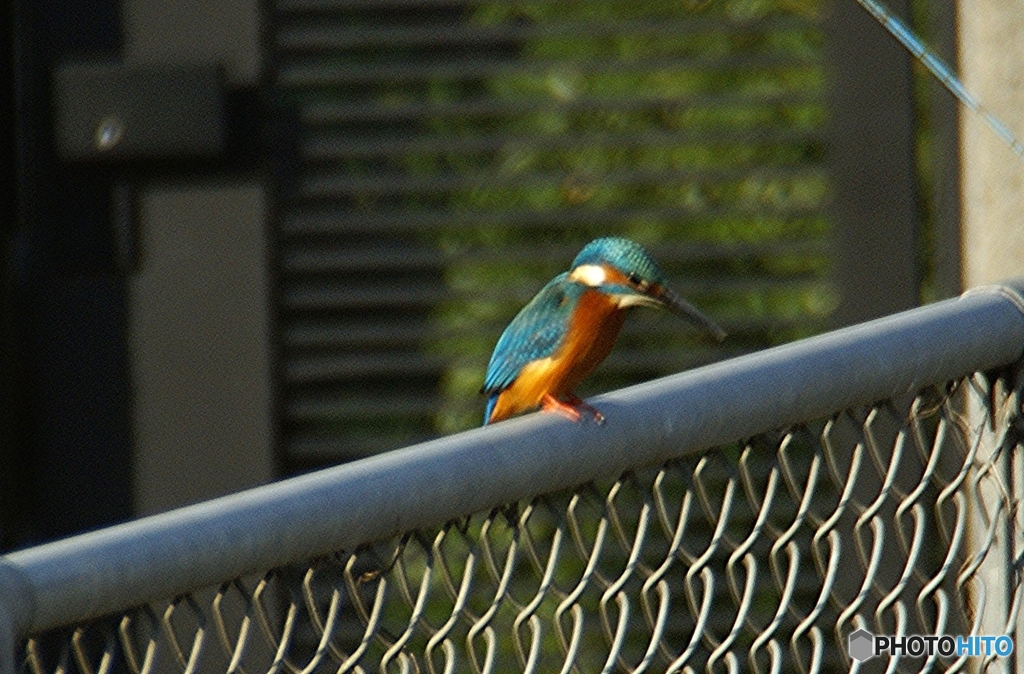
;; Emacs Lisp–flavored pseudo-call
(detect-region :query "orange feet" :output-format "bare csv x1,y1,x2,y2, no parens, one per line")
541,393,605,424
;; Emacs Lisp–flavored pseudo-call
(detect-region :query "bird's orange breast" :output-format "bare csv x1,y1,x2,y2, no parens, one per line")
487,290,625,422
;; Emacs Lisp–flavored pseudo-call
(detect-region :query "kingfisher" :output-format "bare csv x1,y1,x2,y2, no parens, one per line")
481,237,726,425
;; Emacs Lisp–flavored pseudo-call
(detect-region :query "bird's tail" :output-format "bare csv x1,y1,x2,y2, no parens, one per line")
483,394,499,426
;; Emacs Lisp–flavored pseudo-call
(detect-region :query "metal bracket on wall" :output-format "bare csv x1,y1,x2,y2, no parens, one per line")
53,62,225,162
51,62,233,272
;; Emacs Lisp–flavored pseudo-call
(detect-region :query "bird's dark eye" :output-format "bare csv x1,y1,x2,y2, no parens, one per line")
627,272,648,291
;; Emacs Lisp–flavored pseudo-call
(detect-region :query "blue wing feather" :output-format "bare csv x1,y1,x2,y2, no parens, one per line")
482,272,582,397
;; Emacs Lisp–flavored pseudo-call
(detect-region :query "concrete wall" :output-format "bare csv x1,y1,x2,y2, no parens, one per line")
123,0,274,514
958,3,1024,287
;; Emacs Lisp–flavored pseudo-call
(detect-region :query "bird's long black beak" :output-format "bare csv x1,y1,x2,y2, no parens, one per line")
656,286,727,342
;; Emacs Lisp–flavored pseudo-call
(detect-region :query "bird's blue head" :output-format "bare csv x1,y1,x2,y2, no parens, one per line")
569,237,726,341
571,237,667,288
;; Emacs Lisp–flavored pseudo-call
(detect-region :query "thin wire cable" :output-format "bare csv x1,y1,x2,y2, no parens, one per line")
853,0,1024,162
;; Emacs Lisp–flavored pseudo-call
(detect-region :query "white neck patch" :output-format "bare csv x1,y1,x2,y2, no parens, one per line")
569,264,607,287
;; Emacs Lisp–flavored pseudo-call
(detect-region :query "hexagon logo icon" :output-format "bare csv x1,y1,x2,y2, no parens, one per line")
848,629,875,662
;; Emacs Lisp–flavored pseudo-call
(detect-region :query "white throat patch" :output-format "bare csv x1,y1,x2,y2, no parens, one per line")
569,264,607,287
614,293,657,308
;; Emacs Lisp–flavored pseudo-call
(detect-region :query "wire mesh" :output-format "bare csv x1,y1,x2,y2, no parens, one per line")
18,371,1024,673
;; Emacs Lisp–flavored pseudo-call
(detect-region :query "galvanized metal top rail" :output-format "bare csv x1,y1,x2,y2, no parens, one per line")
3,281,1024,657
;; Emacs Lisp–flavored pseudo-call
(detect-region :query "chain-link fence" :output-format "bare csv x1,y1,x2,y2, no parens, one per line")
3,283,1024,674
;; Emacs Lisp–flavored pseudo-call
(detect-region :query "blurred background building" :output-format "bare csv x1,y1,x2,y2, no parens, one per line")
1,0,975,547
